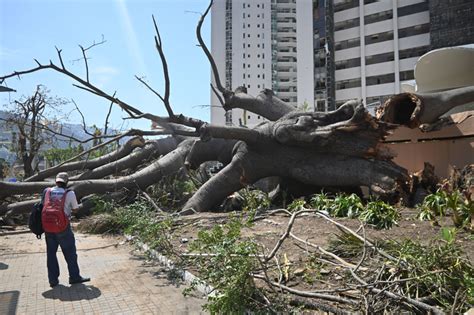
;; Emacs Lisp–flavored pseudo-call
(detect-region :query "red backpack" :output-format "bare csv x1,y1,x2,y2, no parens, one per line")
41,188,70,233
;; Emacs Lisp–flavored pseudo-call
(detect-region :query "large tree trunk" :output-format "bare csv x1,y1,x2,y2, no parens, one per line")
378,86,474,128
71,137,181,180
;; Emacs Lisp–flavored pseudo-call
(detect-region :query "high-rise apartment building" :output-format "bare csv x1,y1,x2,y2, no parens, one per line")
211,0,314,127
210,0,473,126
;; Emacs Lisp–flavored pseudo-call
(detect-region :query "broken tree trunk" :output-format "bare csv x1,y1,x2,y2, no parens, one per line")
377,86,474,128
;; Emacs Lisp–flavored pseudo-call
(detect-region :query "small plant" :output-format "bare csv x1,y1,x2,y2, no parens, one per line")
308,192,331,211
241,188,271,212
330,193,364,218
382,238,474,312
186,214,263,313
287,198,307,212
359,199,400,229
148,174,198,209
327,230,364,258
417,189,472,228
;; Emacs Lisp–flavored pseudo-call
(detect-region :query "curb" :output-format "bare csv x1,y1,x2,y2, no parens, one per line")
125,235,216,298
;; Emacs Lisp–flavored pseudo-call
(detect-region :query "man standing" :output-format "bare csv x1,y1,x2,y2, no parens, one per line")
42,172,90,287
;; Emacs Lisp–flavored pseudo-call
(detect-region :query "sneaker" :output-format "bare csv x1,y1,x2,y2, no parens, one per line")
69,276,91,284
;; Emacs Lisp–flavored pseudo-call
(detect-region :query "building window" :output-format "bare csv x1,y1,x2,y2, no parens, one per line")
248,44,251,47
243,53,245,58
366,73,395,86
399,45,430,59
398,1,429,17
364,10,393,25
335,38,360,50
365,52,394,65
248,14,250,17
399,70,414,81
243,73,245,79
243,33,245,38
262,74,265,79
262,43,264,48
248,54,250,58
258,54,260,58
243,63,245,68
257,24,260,28
248,24,250,27
257,64,260,68
257,74,260,78
248,34,251,37
365,31,394,45
336,78,362,90
262,53,265,58
398,23,430,39
334,0,358,12
334,17,359,31
335,57,361,70
257,84,260,88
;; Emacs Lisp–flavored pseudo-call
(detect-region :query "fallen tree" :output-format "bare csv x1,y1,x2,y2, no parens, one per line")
1,0,473,218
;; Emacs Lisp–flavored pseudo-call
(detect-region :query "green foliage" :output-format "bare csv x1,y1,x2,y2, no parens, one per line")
43,145,84,167
287,198,307,212
83,197,173,253
440,227,457,244
308,192,331,211
359,199,400,229
241,188,271,212
382,238,474,311
90,195,116,214
148,174,197,209
186,214,262,313
330,193,364,218
114,201,173,252
417,189,472,228
327,230,364,258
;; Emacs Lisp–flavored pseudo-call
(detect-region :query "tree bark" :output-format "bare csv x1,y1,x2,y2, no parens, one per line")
71,137,180,180
378,86,474,128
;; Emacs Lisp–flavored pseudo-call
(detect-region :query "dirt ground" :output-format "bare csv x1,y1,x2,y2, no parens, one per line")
171,208,474,262
168,207,474,299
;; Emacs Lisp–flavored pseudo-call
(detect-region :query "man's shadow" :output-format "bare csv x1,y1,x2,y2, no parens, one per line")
42,284,101,301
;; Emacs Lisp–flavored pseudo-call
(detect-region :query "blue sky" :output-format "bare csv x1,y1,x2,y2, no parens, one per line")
0,0,212,131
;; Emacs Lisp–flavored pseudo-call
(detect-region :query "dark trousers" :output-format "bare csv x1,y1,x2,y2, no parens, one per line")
45,225,81,284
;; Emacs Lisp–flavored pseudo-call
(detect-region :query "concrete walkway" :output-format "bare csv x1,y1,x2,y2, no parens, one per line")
0,230,206,314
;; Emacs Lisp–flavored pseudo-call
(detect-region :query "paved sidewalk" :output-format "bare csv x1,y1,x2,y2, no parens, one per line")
0,229,206,314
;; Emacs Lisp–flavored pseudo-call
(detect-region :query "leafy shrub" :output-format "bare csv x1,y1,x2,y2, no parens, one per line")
359,200,400,229
417,189,472,228
382,236,474,312
308,192,331,211
148,174,197,209
186,214,262,313
287,198,307,212
240,188,271,212
330,193,364,218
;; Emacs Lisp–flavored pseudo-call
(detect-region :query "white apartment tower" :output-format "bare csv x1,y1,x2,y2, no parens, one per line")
333,0,430,111
211,0,432,126
211,0,314,127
